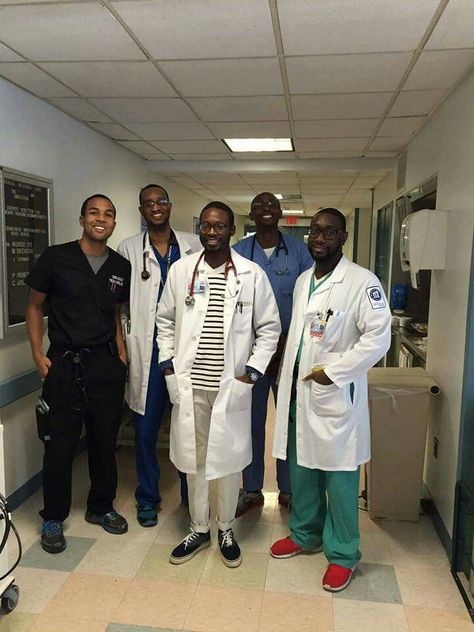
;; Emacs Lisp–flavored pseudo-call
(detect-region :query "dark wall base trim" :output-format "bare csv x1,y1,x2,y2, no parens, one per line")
7,436,87,512
420,497,452,560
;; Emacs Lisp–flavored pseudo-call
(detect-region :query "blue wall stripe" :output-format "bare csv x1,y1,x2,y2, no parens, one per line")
0,370,42,408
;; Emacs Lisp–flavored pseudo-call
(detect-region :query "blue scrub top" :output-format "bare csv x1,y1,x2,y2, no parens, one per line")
233,233,313,335
151,239,180,353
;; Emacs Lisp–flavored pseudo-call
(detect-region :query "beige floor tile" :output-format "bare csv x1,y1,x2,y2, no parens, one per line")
113,578,195,629
381,518,449,567
40,572,130,621
0,611,36,631
360,530,393,565
404,605,472,631
153,507,193,545
200,549,268,590
184,584,262,632
265,553,330,598
28,613,109,632
75,531,155,577
259,591,333,632
233,519,274,552
13,567,69,614
333,599,409,632
136,542,208,584
395,564,467,613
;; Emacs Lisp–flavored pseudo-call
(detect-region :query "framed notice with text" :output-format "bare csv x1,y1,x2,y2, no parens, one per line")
0,168,52,339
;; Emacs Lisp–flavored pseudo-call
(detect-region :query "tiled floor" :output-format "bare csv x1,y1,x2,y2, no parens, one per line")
3,435,472,631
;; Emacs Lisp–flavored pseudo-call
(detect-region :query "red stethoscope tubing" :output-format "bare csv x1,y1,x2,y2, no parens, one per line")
186,252,238,305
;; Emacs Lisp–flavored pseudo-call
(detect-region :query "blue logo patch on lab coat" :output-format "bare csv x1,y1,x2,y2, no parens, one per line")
367,286,386,309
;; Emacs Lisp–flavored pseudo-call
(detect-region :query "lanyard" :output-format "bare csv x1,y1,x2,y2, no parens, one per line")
185,252,238,306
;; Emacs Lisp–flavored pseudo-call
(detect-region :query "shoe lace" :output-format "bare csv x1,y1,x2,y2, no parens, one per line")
105,511,120,521
43,520,62,536
220,529,234,548
183,530,201,549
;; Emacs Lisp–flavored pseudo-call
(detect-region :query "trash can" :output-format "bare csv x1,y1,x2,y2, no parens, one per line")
366,367,440,522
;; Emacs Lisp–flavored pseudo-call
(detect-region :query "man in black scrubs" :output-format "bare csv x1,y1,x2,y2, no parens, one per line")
25,194,131,553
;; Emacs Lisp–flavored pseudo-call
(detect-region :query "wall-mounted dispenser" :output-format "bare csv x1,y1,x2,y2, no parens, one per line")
400,209,447,289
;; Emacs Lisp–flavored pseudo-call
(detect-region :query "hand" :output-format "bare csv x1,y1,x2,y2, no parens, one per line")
119,348,128,367
34,354,52,379
236,374,253,384
163,368,175,376
302,369,333,385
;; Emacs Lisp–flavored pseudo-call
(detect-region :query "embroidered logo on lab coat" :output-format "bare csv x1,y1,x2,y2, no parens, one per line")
109,275,124,292
367,286,386,309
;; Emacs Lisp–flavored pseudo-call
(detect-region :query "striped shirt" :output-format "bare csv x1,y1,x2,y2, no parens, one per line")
191,262,227,391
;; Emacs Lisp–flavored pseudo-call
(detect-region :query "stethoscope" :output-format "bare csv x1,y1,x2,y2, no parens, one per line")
250,232,289,275
141,231,172,289
185,251,239,307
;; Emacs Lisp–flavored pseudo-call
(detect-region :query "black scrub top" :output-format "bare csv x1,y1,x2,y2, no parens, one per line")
26,240,131,350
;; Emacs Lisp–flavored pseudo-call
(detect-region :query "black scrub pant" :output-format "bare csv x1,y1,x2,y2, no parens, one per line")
39,343,127,522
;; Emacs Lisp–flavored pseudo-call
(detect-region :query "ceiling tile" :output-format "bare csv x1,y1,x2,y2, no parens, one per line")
111,0,276,59
189,96,288,122
286,53,411,94
404,50,474,90
366,150,399,158
0,43,22,61
38,62,177,98
426,0,474,49
124,122,214,140
167,176,204,188
89,98,197,122
0,3,144,61
207,121,291,138
152,140,228,154
160,59,283,97
296,138,369,152
0,62,75,97
390,89,446,116
87,122,140,141
168,154,233,161
292,93,392,119
142,153,172,160
49,98,112,122
370,136,410,151
278,0,439,55
232,152,296,160
117,140,159,153
294,119,379,138
298,151,366,158
378,116,426,136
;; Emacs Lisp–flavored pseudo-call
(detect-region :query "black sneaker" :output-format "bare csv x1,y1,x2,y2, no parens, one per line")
169,529,210,565
85,510,128,534
218,528,242,568
41,520,66,554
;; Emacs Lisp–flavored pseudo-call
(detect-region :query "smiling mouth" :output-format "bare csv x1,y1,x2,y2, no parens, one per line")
93,226,106,232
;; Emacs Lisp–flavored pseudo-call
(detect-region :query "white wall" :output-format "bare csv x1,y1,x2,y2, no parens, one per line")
0,77,208,495
373,68,474,535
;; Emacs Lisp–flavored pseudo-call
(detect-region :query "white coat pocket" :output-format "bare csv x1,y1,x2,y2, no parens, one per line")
165,373,180,405
311,382,348,418
227,378,253,413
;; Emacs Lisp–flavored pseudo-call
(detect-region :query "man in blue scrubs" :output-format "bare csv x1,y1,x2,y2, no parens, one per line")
233,192,313,515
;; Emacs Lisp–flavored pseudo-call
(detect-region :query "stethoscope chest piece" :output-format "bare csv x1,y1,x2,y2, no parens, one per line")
141,270,151,280
185,295,195,307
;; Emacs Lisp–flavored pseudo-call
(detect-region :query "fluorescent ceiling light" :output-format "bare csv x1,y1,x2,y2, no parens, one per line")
223,138,293,152
282,209,304,215
275,193,283,200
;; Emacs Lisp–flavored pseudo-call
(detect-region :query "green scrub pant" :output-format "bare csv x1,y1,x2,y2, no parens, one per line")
287,399,361,569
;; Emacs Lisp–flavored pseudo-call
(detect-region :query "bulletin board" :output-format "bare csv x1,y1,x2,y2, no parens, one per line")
0,168,52,339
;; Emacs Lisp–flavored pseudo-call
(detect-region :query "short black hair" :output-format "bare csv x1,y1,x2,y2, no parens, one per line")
139,183,170,206
200,201,235,227
81,194,116,218
251,191,280,208
314,207,346,232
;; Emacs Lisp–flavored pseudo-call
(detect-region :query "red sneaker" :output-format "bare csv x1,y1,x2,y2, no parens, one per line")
322,564,354,592
270,536,304,559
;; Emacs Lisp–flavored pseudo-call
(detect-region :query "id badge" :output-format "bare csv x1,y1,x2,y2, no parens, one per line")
310,318,326,340
193,279,205,294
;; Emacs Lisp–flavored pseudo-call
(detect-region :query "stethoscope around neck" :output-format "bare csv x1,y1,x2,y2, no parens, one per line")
185,251,239,307
141,231,172,281
251,232,289,275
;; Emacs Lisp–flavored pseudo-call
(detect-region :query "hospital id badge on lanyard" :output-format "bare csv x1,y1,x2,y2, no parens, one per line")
310,316,327,340
189,278,205,295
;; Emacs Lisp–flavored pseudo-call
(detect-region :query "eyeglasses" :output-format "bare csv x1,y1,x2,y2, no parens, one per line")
308,226,342,240
252,201,280,211
142,198,169,209
200,222,228,233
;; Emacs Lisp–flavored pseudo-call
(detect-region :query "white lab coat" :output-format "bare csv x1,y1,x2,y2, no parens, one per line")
273,256,391,471
117,230,201,414
156,250,281,480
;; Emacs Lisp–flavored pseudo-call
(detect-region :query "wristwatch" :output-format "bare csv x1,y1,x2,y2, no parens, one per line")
246,369,260,383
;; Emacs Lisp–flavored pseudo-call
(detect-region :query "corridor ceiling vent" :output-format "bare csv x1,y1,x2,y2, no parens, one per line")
223,138,294,152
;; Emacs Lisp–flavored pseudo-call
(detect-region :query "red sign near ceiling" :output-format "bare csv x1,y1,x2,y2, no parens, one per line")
285,216,298,225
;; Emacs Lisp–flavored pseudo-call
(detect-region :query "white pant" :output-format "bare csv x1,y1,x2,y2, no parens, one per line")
188,389,241,533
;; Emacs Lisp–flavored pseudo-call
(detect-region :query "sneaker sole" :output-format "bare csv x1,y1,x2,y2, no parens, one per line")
221,553,242,568
169,539,210,565
137,517,158,528
270,545,323,559
322,575,352,592
41,540,66,554
85,515,128,535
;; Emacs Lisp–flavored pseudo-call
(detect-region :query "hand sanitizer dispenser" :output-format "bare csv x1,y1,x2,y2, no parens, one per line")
400,209,447,289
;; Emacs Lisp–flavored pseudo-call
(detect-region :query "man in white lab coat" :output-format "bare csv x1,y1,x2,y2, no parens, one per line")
271,208,391,592
118,184,200,528
157,201,280,567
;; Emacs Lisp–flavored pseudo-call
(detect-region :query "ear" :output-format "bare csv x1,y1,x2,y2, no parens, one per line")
249,209,254,221
79,215,84,227
341,231,349,246
230,225,236,237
